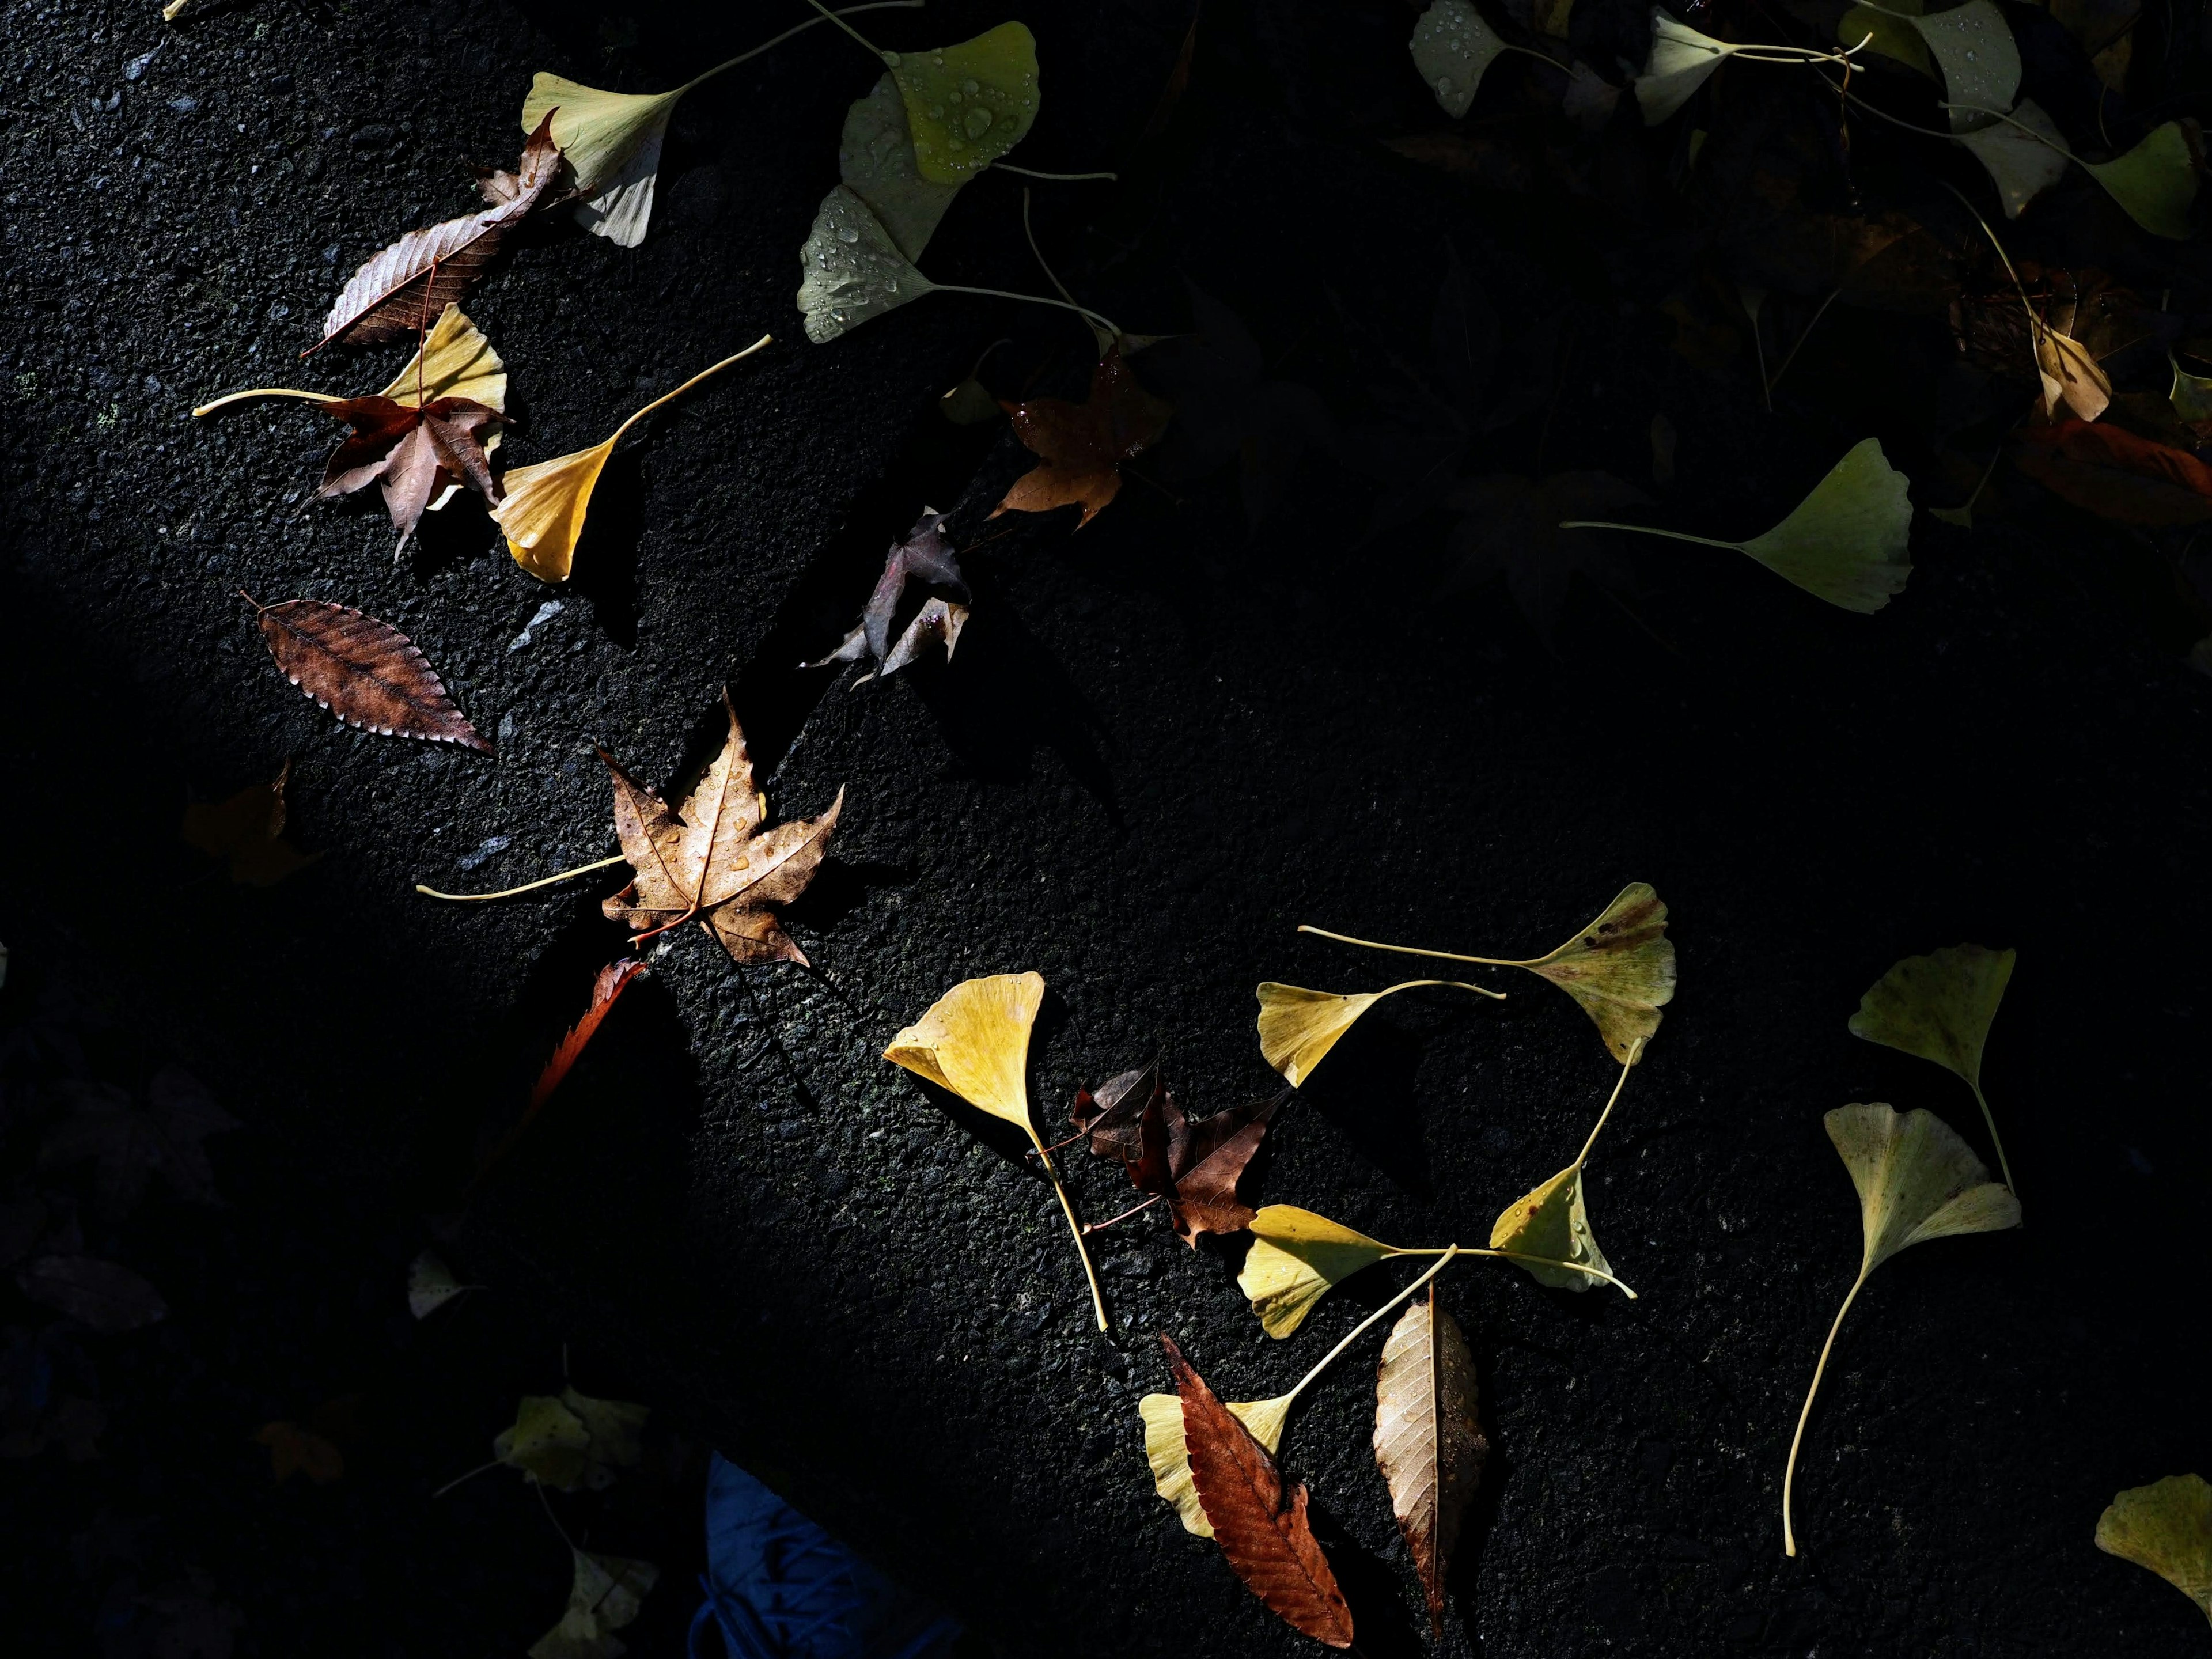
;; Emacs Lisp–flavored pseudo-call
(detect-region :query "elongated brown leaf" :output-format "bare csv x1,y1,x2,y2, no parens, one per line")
248,596,492,752
1373,1284,1487,1640
315,115,560,350
532,959,646,1110
16,1255,166,1332
1165,1334,1355,1649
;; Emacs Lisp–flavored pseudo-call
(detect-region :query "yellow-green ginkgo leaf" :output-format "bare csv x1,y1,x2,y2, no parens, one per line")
494,1395,592,1490
798,185,938,344
559,1385,648,1478
529,1549,660,1659
841,73,964,262
2084,120,2199,240
2096,1475,2212,1626
1140,1390,1293,1536
523,77,681,248
494,335,771,581
1634,13,1741,126
886,22,1040,183
1911,0,2020,132
380,304,507,410
1411,0,1510,119
1839,0,1933,78
2173,354,2212,425
1849,944,2017,1194
1488,1039,1638,1293
1781,1102,2019,1556
1238,1205,1411,1338
1255,978,1504,1087
1956,99,2071,218
884,971,1044,1128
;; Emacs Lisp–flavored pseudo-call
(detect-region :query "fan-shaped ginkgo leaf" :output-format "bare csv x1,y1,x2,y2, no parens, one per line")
885,973,1109,1330
1490,1041,1639,1292
886,22,1041,183
1634,13,1740,124
2096,1475,2212,1626
1411,0,1509,118
1781,1103,2019,1556
529,1550,660,1659
842,73,964,261
1255,979,1503,1087
494,336,770,581
1912,0,2020,131
1849,944,2017,1195
1238,1206,1408,1338
524,78,679,248
2084,120,2199,240
798,185,937,344
1956,99,2071,218
493,1387,649,1493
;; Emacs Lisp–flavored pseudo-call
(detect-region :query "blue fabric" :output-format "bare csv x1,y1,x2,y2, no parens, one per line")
692,1453,961,1659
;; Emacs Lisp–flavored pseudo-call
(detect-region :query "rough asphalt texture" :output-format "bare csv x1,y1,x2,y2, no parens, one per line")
4,0,2210,1656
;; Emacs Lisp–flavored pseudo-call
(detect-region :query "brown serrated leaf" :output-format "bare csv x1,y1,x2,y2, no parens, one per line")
314,114,562,350
1165,1334,1354,1649
1373,1283,1487,1641
600,693,840,966
993,349,1173,528
2012,418,2212,524
318,395,503,549
533,959,647,1111
16,1255,166,1332
181,760,322,886
247,596,493,752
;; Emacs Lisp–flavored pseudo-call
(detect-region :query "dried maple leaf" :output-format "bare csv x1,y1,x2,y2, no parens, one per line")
181,760,321,886
317,393,502,551
1074,1066,1286,1245
1164,1334,1355,1648
993,349,1172,528
315,114,562,351
600,694,842,966
245,595,493,752
805,509,971,679
1373,1282,1487,1641
39,1070,238,1218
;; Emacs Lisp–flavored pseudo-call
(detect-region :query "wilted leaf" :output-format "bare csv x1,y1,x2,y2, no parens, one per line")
805,509,970,679
16,1255,166,1332
182,762,321,887
885,22,1040,183
1956,100,2071,219
1255,979,1502,1088
2096,1475,2212,1625
842,74,964,262
316,393,503,550
798,185,937,344
534,959,649,1109
1164,1335,1355,1648
1849,944,2017,1195
1634,13,1739,126
1141,1390,1291,1538
1238,1205,1415,1338
494,336,771,581
2013,418,2212,524
1072,1065,1286,1244
2035,325,2112,423
407,1250,478,1319
601,694,841,967
317,115,562,350
1782,1103,2019,1555
2084,121,2199,240
1411,0,1509,118
494,1386,648,1492
255,1420,344,1484
993,349,1173,527
1489,1043,1639,1292
248,597,493,752
1373,1285,1486,1641
885,972,1109,1329
530,1551,660,1659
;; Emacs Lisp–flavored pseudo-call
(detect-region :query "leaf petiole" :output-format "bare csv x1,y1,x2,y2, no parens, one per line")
1782,1264,1870,1556
992,164,1119,182
680,1,925,96
192,387,342,416
416,853,628,901
1556,520,1747,552
608,334,775,447
1032,1134,1112,1331
802,0,889,58
1283,1247,1461,1403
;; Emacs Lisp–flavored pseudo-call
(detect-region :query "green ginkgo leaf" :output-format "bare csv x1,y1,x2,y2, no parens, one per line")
798,186,937,343
886,22,1040,183
492,1387,649,1492
1849,944,2017,1196
1562,438,1912,613
2084,121,2199,241
840,73,964,262
523,77,680,247
2173,355,2212,425
1634,13,1740,126
1489,1044,1638,1292
1411,0,1510,119
1956,99,2071,218
1911,0,2020,131
1781,1103,2020,1556
2096,1475,2212,1626
1839,0,1932,77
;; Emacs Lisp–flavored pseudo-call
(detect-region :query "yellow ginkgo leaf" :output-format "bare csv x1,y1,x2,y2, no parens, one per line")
1782,1103,2020,1557
1141,1391,1292,1537
2096,1475,2212,1626
1255,979,1504,1087
380,304,506,409
494,335,770,582
884,972,1108,1330
1237,1205,1410,1338
1849,944,2017,1195
885,22,1040,184
1490,1039,1638,1293
1298,882,1675,1063
493,1395,592,1490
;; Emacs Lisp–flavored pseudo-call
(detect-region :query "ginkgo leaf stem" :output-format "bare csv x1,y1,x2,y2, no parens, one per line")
933,282,1122,342
1766,286,1842,395
1082,1194,1162,1233
1575,1038,1643,1167
1555,521,1745,552
1020,188,1095,343
1782,1264,1870,1556
1381,976,1510,1003
416,853,628,901
680,1,923,95
432,1458,502,1499
1031,1134,1112,1331
1943,100,2085,168
1296,922,1528,969
993,164,1119,181
609,334,774,446
1969,1079,2018,1198
1285,1247,1462,1402
1384,1244,1638,1297
535,1479,578,1551
192,387,341,416
802,0,889,55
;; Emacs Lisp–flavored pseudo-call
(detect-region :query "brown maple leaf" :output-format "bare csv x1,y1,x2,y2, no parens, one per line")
317,394,502,550
600,694,843,966
1071,1065,1283,1245
993,348,1172,528
313,113,563,351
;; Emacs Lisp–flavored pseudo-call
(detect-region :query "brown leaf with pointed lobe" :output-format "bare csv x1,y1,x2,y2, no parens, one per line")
315,115,562,350
248,597,493,752
181,760,322,886
2013,419,2212,524
1373,1284,1487,1641
993,349,1173,528
532,959,647,1110
600,694,842,966
1074,1067,1282,1244
318,395,503,547
1164,1334,1355,1649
